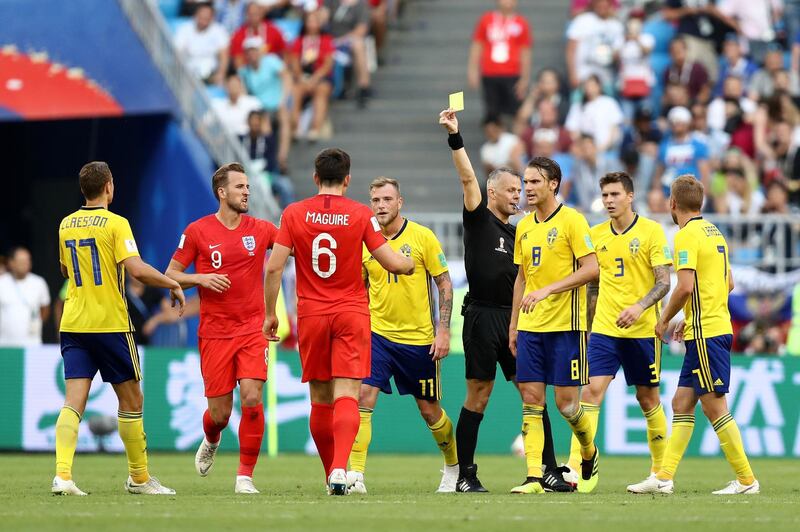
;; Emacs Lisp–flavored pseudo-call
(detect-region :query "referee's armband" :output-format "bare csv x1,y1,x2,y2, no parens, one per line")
448,132,464,151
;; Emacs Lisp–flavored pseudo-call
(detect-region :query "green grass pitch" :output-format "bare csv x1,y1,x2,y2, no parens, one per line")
0,453,797,531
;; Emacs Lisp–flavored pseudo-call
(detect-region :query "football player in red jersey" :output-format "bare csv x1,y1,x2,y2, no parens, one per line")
166,163,277,494
263,148,414,495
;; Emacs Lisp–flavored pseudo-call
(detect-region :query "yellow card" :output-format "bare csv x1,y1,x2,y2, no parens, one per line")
449,91,464,112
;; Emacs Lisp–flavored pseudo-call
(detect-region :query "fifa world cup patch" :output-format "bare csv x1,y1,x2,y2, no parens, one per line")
678,250,689,266
371,216,381,232
125,239,138,253
663,246,673,260
178,234,186,249
583,234,594,251
438,253,447,267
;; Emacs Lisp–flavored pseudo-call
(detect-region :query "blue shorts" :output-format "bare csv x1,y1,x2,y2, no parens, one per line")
60,332,141,384
363,332,440,401
516,331,587,386
678,334,732,395
588,333,662,386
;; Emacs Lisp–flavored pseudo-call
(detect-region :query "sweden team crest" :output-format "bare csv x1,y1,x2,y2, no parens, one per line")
400,243,412,257
629,237,640,256
242,235,256,251
547,227,558,247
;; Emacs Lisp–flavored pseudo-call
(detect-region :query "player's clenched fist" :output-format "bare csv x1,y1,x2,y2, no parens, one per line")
197,273,231,293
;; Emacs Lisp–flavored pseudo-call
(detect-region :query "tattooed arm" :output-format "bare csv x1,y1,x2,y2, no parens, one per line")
430,271,453,361
587,279,599,332
616,264,671,329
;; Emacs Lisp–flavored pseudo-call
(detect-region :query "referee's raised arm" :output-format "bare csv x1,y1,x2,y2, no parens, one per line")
439,108,482,212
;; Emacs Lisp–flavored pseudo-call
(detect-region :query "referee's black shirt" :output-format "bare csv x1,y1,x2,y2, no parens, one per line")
462,199,517,307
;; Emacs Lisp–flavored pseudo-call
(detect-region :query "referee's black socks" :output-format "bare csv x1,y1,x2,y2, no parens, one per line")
541,404,558,473
456,407,484,475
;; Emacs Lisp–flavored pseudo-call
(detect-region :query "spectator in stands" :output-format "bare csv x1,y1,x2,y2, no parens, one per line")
708,75,757,132
520,99,572,159
175,3,230,84
762,179,797,212
215,0,248,34
255,0,296,19
241,110,296,207
754,90,800,162
565,74,624,154
369,0,389,61
468,0,532,118
479,115,526,177
230,2,287,69
749,44,800,100
565,0,624,90
213,72,263,136
620,107,662,194
715,33,758,96
664,36,711,103
532,128,574,181
570,0,620,18
0,246,50,346
714,166,765,215
564,133,617,212
717,0,783,64
662,0,738,83
618,11,655,122
762,120,800,187
321,0,373,107
288,8,335,141
239,35,292,164
660,80,692,121
515,68,569,135
652,106,711,211
690,101,734,160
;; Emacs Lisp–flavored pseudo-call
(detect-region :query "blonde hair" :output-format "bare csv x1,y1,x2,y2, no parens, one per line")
671,174,704,212
369,176,400,194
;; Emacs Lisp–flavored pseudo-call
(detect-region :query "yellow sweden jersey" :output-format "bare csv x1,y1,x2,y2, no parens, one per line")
362,219,448,345
591,215,673,338
58,206,140,333
514,204,595,332
674,217,733,340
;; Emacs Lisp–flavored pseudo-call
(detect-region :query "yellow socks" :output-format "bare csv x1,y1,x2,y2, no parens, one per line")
567,402,599,471
563,404,596,460
428,409,458,466
118,411,149,484
522,404,545,478
657,413,694,481
55,406,81,481
713,413,755,485
348,407,373,474
644,403,668,473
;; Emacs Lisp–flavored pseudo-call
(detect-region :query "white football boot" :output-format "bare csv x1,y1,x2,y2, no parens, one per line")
51,476,87,496
234,475,259,494
328,468,348,496
436,464,459,493
712,479,760,495
125,476,176,495
346,471,367,494
626,473,673,494
195,437,219,477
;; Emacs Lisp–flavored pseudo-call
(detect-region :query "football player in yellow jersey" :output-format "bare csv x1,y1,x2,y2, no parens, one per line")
347,177,458,494
630,175,759,495
560,172,672,490
508,157,600,494
52,162,185,496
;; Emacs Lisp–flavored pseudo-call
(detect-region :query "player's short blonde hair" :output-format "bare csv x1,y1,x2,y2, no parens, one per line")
670,174,704,212
369,176,400,195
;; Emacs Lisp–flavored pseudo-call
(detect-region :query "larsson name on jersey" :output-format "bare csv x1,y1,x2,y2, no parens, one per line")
305,211,350,225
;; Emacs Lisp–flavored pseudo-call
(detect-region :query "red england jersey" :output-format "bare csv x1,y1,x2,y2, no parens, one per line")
172,214,277,338
276,194,385,318
473,11,532,77
230,21,287,60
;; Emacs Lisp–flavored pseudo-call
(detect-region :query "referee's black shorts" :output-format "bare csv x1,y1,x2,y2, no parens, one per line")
462,304,516,382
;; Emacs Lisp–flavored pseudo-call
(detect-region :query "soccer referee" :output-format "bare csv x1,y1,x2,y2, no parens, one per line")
438,109,569,493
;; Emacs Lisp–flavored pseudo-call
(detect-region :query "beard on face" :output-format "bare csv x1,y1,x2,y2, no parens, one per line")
227,196,248,213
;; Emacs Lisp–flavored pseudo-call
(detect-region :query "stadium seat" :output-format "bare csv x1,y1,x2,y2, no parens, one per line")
158,0,181,20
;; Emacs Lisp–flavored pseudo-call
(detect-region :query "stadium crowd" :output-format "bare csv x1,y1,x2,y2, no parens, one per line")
170,0,404,207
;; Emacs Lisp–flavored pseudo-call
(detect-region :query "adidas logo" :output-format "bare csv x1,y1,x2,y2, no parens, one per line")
652,435,664,441
438,441,449,449
457,480,470,492
714,378,724,386
599,245,608,252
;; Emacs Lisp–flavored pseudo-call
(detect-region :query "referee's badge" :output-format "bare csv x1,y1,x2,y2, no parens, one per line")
242,235,256,254
629,238,640,256
494,237,507,253
546,228,558,248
